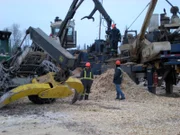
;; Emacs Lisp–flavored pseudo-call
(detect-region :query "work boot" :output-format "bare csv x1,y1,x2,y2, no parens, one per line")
120,97,125,100
79,95,84,101
84,95,89,100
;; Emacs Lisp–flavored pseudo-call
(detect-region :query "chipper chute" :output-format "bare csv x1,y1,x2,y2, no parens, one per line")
0,73,84,109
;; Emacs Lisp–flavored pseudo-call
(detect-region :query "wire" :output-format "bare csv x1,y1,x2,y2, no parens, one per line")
127,1,151,30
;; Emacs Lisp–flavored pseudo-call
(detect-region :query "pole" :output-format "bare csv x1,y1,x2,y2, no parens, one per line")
98,0,103,39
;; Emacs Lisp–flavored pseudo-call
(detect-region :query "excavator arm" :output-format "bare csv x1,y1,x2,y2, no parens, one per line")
57,0,84,48
139,0,158,41
120,0,158,62
57,0,112,48
81,0,112,32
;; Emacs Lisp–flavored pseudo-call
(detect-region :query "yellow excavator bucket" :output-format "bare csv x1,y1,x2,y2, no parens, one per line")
0,73,84,109
0,84,51,108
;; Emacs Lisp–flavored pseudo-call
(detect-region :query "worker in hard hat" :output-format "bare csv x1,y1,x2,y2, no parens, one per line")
80,62,94,100
109,24,121,57
113,60,125,100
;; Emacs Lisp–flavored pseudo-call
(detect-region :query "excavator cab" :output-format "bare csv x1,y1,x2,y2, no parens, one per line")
50,17,77,49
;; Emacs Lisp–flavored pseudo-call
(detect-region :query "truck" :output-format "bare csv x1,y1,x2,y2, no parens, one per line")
119,0,180,94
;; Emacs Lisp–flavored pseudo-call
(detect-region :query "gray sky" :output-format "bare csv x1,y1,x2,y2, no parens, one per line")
0,0,180,46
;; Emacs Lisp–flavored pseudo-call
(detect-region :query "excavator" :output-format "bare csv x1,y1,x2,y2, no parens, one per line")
0,0,113,108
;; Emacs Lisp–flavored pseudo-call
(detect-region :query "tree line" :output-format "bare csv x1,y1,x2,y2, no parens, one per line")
3,23,88,53
3,23,30,54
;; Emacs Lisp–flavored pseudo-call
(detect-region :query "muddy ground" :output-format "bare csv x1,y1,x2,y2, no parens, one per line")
0,69,180,135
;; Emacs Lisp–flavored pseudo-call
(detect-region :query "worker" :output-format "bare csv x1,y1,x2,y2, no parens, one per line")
109,24,121,57
80,62,94,100
113,60,125,100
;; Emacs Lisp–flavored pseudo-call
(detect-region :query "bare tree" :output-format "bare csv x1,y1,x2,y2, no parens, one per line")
10,23,22,53
84,43,86,50
3,27,9,32
77,44,80,50
23,29,31,47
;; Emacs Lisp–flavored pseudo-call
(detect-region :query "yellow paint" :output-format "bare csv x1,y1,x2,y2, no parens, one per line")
39,77,84,98
59,56,64,63
176,67,180,73
1,84,50,107
154,62,159,69
38,85,73,98
65,77,84,93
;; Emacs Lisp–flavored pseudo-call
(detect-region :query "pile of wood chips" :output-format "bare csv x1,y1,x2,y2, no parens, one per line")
91,68,158,102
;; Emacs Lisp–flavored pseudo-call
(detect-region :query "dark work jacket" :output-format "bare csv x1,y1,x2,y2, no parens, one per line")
109,28,121,42
113,66,123,84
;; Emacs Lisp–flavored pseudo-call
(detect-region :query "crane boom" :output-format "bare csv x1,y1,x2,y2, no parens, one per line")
139,0,158,41
57,0,113,48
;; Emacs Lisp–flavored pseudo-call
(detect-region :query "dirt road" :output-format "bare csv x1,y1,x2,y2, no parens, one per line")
0,95,180,135
1,69,180,135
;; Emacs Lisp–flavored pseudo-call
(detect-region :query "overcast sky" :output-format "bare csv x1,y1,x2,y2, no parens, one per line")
0,0,180,47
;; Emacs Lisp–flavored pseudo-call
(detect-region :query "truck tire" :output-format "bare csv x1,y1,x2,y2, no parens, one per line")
165,79,173,94
151,87,156,94
165,72,174,94
28,95,56,104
